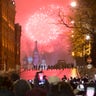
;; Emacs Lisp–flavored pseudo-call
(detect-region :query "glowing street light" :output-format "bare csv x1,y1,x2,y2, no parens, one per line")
85,34,91,40
70,1,77,7
71,20,75,24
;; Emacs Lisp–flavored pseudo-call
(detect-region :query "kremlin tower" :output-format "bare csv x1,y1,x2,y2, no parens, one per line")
22,41,47,70
32,41,40,69
39,53,48,70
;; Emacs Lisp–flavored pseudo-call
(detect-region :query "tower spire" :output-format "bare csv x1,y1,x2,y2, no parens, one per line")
33,41,40,69
34,41,38,51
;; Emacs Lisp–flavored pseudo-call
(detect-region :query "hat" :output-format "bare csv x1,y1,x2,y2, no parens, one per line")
48,76,61,85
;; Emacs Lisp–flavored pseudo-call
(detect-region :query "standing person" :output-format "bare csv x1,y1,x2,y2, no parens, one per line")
47,81,75,96
43,75,49,90
0,74,15,96
10,72,32,96
10,72,20,83
34,71,40,87
25,87,47,96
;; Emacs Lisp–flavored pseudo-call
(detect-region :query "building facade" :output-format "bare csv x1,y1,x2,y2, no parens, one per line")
0,0,21,71
15,23,21,71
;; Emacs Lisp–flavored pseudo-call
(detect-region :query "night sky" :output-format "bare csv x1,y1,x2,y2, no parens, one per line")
15,0,74,65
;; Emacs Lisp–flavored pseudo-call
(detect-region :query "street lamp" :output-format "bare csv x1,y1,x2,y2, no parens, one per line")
85,34,91,56
85,34,93,69
85,34,91,41
70,1,77,7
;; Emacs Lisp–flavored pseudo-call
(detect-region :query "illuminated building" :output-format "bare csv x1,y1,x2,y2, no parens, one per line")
22,41,47,70
0,0,21,71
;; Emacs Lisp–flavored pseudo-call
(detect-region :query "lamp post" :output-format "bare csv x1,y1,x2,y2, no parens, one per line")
85,34,91,57
84,34,93,70
70,1,77,8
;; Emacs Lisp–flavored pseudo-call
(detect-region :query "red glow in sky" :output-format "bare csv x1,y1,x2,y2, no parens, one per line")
15,0,74,65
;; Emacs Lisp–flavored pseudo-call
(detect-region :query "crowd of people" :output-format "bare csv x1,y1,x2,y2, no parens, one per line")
0,71,96,96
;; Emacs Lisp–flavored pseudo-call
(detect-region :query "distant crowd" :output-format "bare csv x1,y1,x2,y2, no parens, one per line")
0,71,96,96
23,64,74,71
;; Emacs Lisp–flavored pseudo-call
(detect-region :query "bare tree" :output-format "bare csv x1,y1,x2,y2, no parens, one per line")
57,0,96,66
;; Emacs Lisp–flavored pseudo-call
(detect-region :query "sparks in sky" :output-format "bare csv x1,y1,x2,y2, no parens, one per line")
24,4,70,53
25,5,67,44
15,0,74,65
